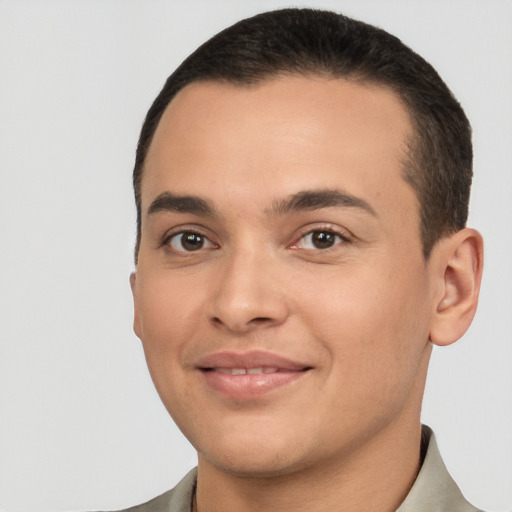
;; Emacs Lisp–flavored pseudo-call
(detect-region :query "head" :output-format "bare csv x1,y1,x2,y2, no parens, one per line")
129,9,482,480
133,8,473,262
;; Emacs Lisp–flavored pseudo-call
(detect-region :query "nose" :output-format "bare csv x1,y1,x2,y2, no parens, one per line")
208,248,289,334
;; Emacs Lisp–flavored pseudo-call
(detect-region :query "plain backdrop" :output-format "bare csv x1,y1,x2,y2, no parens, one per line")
0,1,511,511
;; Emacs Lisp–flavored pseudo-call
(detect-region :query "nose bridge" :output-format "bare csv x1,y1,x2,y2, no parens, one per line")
209,240,288,332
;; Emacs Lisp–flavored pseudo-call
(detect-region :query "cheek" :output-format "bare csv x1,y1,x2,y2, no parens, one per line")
295,262,430,397
135,273,205,389
138,272,202,341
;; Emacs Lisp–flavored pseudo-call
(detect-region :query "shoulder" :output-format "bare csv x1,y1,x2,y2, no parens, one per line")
111,468,197,512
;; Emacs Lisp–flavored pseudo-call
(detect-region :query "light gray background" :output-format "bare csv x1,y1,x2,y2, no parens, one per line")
0,1,511,511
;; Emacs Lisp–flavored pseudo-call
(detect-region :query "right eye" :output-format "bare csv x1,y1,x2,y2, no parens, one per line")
166,231,215,252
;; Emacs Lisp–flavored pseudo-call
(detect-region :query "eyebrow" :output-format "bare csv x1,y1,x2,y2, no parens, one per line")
147,192,216,217
268,189,377,217
147,188,376,219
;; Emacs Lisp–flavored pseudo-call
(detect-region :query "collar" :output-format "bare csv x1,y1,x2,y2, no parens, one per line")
397,425,481,511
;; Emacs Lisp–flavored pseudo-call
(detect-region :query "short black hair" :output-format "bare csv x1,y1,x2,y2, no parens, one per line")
133,8,472,261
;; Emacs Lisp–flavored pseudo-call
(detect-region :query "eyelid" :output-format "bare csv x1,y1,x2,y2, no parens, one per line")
289,224,352,250
160,226,218,253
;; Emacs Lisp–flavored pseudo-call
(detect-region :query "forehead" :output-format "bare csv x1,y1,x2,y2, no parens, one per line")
142,76,415,217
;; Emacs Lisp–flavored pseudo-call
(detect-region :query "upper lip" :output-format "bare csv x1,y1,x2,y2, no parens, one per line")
195,350,311,371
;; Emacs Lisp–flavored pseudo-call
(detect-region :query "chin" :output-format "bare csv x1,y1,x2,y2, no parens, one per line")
199,448,312,479
193,422,324,479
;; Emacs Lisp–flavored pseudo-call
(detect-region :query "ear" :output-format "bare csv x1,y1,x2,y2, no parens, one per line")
129,272,142,340
429,228,483,346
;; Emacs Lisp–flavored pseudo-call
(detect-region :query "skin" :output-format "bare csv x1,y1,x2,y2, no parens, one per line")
130,76,483,512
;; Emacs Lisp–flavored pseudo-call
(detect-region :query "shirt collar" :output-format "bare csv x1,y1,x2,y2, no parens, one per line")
397,425,479,511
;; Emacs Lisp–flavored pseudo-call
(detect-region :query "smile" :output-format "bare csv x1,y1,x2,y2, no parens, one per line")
195,351,312,399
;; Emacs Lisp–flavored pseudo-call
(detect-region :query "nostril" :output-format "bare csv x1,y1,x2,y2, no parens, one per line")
210,315,274,332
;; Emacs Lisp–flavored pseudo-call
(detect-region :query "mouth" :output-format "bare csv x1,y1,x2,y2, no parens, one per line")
195,350,312,399
206,367,283,375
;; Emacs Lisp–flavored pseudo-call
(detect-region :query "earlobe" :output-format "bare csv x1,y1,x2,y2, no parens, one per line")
429,228,483,346
129,272,142,340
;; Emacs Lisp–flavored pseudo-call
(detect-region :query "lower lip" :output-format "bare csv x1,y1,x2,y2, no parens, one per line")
200,370,308,400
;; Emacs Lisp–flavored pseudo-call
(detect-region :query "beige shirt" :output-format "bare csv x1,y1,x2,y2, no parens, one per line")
117,427,483,512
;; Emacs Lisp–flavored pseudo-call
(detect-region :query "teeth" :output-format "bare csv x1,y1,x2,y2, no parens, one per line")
215,367,279,375
216,368,247,375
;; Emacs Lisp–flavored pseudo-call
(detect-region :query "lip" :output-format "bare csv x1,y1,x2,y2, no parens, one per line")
195,350,312,400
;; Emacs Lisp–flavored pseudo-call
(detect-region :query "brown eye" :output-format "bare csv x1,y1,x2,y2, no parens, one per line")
169,232,212,252
311,231,336,249
297,230,345,250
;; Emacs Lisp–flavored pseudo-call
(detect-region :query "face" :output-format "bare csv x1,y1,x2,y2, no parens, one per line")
131,76,438,477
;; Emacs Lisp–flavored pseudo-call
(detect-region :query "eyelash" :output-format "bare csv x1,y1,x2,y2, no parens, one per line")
162,229,216,253
291,226,352,251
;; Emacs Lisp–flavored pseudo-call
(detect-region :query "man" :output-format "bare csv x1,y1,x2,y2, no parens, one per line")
126,8,483,512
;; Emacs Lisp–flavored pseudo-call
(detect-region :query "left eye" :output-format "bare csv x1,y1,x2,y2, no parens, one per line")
296,230,345,250
167,232,214,252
